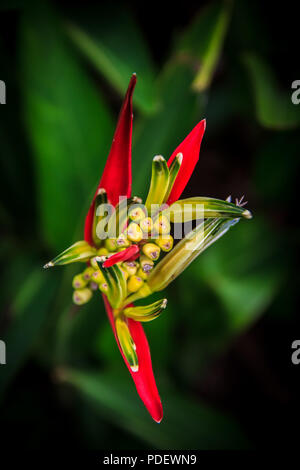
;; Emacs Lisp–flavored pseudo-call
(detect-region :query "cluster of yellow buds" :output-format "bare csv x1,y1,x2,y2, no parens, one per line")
70,210,174,305
44,152,252,372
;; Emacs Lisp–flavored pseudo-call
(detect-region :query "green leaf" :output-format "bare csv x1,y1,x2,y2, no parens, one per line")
132,2,232,196
176,1,232,91
62,368,249,449
0,269,59,398
243,53,300,129
167,217,288,382
65,5,158,115
20,4,114,251
187,217,286,335
254,134,300,205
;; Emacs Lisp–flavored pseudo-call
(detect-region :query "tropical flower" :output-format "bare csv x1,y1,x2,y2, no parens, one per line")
44,74,252,422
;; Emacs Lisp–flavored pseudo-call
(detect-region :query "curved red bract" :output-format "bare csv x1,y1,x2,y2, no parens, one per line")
84,75,136,245
103,295,163,423
103,244,140,268
166,119,206,205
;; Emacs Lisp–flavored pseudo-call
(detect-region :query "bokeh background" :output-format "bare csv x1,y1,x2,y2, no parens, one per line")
0,0,299,450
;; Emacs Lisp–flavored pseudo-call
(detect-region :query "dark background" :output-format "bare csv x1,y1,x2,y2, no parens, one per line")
0,0,299,450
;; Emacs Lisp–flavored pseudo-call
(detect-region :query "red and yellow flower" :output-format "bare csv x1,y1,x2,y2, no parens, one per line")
44,75,252,422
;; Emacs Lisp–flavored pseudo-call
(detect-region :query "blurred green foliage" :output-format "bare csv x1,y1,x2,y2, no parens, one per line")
0,0,298,450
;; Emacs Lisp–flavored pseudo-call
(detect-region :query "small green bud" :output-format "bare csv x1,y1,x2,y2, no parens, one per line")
73,288,93,305
142,243,161,261
72,274,87,289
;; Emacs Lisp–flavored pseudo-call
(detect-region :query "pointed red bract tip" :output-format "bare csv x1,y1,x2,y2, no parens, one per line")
103,244,140,268
103,295,163,423
166,119,206,205
84,75,137,245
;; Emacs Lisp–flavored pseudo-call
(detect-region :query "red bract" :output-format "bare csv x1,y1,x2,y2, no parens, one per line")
84,75,136,245
166,119,206,205
83,75,206,422
103,244,140,268
103,296,163,422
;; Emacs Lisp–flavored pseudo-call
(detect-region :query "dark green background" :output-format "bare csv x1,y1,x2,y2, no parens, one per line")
0,0,299,450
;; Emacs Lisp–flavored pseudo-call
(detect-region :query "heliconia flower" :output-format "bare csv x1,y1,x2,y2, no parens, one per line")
44,74,252,422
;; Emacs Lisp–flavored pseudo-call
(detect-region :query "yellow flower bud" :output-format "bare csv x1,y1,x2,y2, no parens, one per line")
72,288,93,305
82,266,95,281
154,214,171,234
116,233,130,248
137,267,149,280
105,238,118,252
122,261,138,276
129,206,145,222
72,274,87,289
139,217,154,234
97,247,109,256
156,234,174,252
139,254,154,273
126,222,143,243
99,282,109,293
142,243,161,261
91,270,105,284
127,275,144,293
